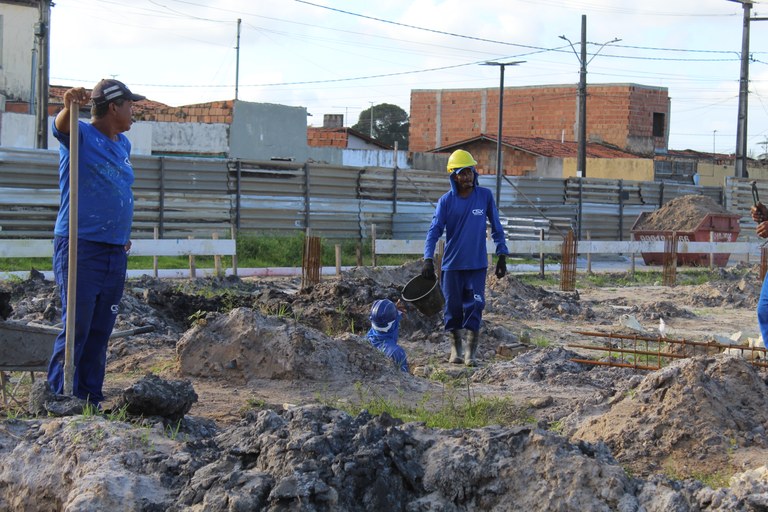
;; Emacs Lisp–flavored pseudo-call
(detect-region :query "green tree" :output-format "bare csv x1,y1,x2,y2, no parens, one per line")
353,103,409,150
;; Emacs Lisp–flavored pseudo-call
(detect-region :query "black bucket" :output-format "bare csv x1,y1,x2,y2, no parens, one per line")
402,275,444,316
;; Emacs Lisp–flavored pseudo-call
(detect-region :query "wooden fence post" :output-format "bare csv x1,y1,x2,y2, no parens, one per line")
371,224,377,267
213,232,222,277
188,235,196,278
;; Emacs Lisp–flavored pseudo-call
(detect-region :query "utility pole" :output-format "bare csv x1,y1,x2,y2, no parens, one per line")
732,0,751,178
369,102,374,137
481,61,524,208
578,15,587,179
728,0,768,177
34,0,51,149
560,16,620,179
235,18,241,101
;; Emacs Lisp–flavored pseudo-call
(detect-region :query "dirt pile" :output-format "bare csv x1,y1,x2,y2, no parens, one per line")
4,263,768,510
681,279,760,309
4,396,768,511
176,307,409,385
571,355,768,478
633,194,734,232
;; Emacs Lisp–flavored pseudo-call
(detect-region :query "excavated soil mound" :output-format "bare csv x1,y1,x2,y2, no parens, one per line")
672,278,759,309
632,300,696,320
176,307,406,384
7,264,768,509
633,194,734,232
486,274,591,320
571,355,768,478
3,403,768,511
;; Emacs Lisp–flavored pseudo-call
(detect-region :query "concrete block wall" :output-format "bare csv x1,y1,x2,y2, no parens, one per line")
409,83,670,156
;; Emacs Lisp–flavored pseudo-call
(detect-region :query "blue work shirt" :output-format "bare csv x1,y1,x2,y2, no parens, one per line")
52,120,134,245
424,169,508,270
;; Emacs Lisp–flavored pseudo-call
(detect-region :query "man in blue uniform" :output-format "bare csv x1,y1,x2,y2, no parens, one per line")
421,149,508,366
47,79,145,405
752,202,768,348
367,299,409,373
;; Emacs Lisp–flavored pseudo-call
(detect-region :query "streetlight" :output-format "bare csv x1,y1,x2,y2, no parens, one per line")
481,60,524,208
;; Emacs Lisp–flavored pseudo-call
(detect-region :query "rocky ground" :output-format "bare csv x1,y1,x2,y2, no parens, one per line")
1,260,768,511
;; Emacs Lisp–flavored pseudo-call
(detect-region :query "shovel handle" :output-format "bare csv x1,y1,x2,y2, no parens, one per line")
752,181,760,206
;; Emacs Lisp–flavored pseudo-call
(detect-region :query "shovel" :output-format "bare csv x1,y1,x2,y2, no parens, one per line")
63,101,80,396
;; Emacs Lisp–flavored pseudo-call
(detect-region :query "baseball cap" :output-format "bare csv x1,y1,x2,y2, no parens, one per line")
91,79,146,105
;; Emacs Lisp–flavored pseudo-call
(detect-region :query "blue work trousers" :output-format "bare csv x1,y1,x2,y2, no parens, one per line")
47,236,127,403
759,273,768,348
441,268,487,332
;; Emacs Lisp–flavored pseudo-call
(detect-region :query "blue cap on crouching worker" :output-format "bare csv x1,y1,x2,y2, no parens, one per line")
91,79,146,105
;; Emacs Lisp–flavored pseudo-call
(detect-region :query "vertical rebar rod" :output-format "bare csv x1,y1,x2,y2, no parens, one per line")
302,230,322,290
560,229,577,291
662,232,677,287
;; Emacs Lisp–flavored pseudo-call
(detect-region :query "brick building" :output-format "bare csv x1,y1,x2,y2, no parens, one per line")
307,127,390,150
409,83,670,156
433,134,642,177
45,86,235,124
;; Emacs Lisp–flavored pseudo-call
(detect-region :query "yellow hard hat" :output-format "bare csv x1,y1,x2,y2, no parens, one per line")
446,149,478,173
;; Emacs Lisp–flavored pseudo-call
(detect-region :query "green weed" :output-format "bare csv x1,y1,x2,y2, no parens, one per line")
324,381,533,430
3,406,26,420
82,402,100,418
692,470,732,489
548,419,565,434
106,404,130,422
188,310,207,326
165,420,184,441
149,359,176,375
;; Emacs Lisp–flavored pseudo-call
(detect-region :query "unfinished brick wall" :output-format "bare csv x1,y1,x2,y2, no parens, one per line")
307,128,348,148
136,100,235,124
409,84,669,155
458,141,536,177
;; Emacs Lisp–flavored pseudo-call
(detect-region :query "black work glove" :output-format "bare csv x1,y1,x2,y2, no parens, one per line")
494,255,507,278
421,258,436,280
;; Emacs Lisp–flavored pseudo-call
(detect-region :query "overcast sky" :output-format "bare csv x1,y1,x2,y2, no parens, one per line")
48,0,768,157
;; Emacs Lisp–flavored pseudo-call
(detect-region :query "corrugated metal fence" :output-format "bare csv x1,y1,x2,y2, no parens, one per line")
0,147,751,243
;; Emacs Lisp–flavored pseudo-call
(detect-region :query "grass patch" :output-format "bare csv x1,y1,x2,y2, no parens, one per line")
0,233,415,272
324,382,534,430
517,268,730,289
691,470,732,489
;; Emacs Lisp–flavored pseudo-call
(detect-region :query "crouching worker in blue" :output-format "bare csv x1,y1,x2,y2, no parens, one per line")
421,149,509,366
367,299,409,373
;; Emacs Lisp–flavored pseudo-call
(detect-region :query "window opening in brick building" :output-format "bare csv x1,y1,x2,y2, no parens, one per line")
653,113,665,137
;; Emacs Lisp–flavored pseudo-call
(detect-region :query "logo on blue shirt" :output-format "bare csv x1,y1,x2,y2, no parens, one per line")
472,209,484,216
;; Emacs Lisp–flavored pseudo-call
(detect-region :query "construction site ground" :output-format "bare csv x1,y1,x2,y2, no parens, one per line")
2,259,768,510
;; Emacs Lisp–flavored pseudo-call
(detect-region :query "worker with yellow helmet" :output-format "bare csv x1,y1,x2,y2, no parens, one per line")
421,149,509,366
